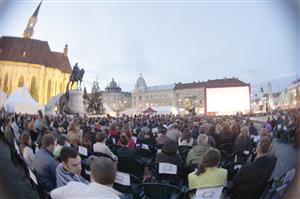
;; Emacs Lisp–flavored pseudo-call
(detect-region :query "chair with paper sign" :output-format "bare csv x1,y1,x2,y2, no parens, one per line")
185,186,223,199
156,162,182,186
113,171,141,197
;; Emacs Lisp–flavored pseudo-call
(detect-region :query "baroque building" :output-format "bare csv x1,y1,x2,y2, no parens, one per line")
132,74,175,109
174,81,206,114
0,1,72,105
102,78,132,113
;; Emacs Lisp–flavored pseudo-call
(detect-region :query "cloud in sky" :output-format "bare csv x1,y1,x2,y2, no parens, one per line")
1,0,299,93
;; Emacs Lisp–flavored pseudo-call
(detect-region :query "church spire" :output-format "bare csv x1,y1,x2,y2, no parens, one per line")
23,1,42,39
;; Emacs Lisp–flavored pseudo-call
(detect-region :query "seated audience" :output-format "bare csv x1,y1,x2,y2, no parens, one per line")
219,123,235,146
32,134,59,192
93,132,117,161
178,128,194,146
166,123,182,142
51,157,121,199
234,126,253,162
155,140,183,169
186,134,212,165
20,132,35,169
188,149,227,189
231,137,277,199
56,146,88,187
53,135,67,159
156,125,172,146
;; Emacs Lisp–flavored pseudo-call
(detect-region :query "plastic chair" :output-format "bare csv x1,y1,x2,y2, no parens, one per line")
178,145,192,165
134,183,182,199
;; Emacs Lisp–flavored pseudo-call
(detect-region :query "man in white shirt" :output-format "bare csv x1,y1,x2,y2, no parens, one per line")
51,157,121,199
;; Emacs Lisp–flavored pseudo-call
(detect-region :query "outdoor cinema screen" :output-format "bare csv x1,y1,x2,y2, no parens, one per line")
206,86,250,115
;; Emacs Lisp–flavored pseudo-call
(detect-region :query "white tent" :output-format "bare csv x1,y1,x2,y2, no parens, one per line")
103,103,117,117
152,106,179,115
6,86,44,114
0,90,7,109
120,107,143,116
45,93,63,115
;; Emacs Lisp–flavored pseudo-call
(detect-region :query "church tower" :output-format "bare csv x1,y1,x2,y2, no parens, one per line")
23,1,42,39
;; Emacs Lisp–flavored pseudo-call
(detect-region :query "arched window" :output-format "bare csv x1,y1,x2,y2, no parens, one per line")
18,76,24,87
47,80,51,101
60,83,63,93
30,76,39,102
3,74,9,93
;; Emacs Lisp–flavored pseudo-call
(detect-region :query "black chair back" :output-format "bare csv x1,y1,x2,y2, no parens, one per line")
178,145,192,164
222,162,242,181
135,183,182,199
113,172,141,194
219,143,234,154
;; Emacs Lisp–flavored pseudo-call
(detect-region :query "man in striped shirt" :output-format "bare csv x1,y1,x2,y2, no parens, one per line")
56,146,88,187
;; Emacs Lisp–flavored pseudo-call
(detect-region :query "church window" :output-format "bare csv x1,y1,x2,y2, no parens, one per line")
47,80,51,101
3,74,9,93
30,76,38,102
22,51,26,57
18,76,24,87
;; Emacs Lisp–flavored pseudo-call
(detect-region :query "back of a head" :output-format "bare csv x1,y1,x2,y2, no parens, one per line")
197,134,208,145
20,132,31,147
119,135,128,146
222,123,230,134
196,149,221,175
57,135,67,146
90,157,117,185
258,137,272,154
42,134,56,148
159,125,167,135
60,146,79,163
96,132,106,142
162,140,177,155
239,126,249,139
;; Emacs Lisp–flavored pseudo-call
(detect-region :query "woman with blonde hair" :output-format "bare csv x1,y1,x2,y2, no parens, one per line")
188,148,227,189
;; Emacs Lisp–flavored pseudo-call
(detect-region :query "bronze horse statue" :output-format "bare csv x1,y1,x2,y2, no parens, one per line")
67,63,85,90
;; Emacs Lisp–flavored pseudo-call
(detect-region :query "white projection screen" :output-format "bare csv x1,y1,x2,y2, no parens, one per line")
206,86,250,115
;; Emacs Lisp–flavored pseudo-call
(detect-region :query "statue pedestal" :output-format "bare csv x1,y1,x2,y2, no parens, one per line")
68,90,84,115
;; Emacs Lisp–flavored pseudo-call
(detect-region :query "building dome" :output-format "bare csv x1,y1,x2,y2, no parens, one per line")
109,78,118,88
135,73,147,92
106,78,121,93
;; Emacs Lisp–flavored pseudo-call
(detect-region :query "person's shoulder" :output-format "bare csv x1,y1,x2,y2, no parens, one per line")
188,171,197,177
218,167,228,174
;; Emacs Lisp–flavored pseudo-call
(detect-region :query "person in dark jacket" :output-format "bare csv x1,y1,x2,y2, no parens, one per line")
249,121,258,136
219,123,235,146
33,134,59,192
155,140,183,184
231,137,277,199
155,140,183,167
156,126,172,146
234,126,253,162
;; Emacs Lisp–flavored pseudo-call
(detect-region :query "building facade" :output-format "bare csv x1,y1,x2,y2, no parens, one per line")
102,78,132,112
132,74,175,109
0,1,72,105
174,82,206,114
287,79,300,108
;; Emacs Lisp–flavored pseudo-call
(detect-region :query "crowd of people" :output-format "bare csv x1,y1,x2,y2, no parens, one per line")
0,107,299,199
